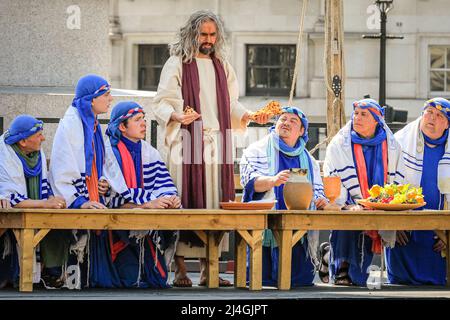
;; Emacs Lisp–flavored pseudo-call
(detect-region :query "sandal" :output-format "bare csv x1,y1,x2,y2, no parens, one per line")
41,274,65,289
198,277,233,287
334,266,353,286
172,274,193,287
318,242,330,284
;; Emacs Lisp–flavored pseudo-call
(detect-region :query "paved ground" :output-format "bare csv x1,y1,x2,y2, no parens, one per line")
1,271,450,300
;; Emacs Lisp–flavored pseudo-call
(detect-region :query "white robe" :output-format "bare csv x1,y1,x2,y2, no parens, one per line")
0,134,52,205
152,55,249,257
49,106,94,207
394,117,450,208
323,120,406,246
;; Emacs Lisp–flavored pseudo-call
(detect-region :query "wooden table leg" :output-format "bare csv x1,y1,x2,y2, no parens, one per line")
278,230,293,290
19,229,34,292
234,231,247,288
446,231,450,287
249,230,263,291
206,231,219,288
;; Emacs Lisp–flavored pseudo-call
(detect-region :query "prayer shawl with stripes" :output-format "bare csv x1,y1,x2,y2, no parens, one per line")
103,138,178,208
394,117,450,207
323,120,406,247
0,134,52,205
240,134,325,265
49,106,98,207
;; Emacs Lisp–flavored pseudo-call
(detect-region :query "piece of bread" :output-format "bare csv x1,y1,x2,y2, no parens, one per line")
250,101,282,120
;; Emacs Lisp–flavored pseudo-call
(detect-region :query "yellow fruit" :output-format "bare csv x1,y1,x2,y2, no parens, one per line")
369,185,382,198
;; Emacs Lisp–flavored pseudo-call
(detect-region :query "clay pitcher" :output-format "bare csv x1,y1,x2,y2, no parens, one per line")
283,168,313,210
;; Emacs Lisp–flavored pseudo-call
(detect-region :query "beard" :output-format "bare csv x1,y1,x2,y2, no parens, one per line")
199,43,215,55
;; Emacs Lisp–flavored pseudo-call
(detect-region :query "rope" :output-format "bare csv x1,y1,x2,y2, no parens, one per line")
308,0,346,153
288,0,309,107
309,134,333,155
135,237,145,288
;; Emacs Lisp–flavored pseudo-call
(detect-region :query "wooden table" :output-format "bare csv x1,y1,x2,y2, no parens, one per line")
0,208,270,292
269,210,450,290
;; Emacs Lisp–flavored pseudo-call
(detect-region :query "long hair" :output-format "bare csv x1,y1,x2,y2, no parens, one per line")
169,10,228,63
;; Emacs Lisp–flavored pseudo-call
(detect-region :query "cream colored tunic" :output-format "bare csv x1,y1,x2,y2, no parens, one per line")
153,55,249,258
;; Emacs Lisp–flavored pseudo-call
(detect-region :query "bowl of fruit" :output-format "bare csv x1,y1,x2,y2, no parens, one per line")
357,183,426,211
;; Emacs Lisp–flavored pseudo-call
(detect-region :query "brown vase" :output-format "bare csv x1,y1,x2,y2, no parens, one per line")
283,168,313,210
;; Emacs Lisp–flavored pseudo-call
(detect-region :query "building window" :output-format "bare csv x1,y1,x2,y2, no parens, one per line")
138,44,170,91
430,45,450,94
246,45,296,96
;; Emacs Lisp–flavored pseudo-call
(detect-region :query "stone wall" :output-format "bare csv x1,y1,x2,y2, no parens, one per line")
0,0,111,87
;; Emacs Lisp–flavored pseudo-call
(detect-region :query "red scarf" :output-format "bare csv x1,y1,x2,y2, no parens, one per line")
181,55,235,209
353,140,388,254
117,140,138,188
109,140,141,262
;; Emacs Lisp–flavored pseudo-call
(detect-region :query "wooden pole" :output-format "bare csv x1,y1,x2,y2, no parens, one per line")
324,0,346,138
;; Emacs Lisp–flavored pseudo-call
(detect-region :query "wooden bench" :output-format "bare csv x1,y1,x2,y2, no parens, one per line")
0,208,270,292
269,210,450,290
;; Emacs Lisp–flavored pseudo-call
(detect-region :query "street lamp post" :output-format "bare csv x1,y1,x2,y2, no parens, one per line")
378,0,391,108
363,0,403,109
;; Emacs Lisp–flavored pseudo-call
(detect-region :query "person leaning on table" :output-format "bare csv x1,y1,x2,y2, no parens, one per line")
49,74,114,288
101,100,181,288
322,98,406,287
385,97,450,286
240,106,329,287
0,115,69,289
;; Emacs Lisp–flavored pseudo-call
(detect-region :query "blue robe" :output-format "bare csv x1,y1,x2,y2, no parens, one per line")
386,143,446,285
108,137,170,288
0,230,19,287
329,144,378,286
243,152,315,287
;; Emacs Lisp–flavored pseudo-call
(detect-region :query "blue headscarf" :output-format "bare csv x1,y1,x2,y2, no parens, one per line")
423,97,450,122
4,115,43,145
351,99,386,144
351,99,387,188
106,101,144,147
276,106,309,143
72,74,110,177
351,98,385,125
269,106,313,183
106,101,145,185
421,97,450,145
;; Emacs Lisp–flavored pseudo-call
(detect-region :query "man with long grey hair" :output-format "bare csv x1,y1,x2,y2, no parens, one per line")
153,10,269,287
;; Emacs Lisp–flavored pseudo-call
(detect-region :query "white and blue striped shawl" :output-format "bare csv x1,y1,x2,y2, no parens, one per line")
103,138,178,208
323,120,405,206
49,106,94,207
0,134,52,205
395,117,450,208
240,134,324,265
323,120,406,247
240,135,326,202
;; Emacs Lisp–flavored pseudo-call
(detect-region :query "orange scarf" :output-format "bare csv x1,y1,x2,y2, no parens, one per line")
86,146,100,202
353,140,388,254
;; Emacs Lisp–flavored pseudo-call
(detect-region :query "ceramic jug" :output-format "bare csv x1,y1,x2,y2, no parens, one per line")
283,168,313,210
